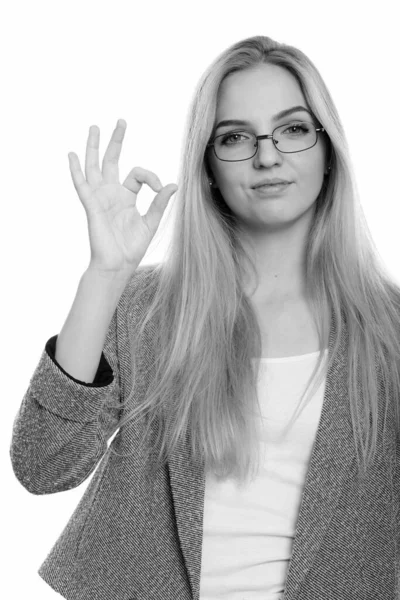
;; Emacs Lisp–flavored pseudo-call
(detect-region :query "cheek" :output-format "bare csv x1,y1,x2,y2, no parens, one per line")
296,170,325,203
297,157,325,185
219,166,248,187
211,172,239,197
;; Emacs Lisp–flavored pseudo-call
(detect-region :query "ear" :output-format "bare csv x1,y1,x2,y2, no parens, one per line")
204,158,217,188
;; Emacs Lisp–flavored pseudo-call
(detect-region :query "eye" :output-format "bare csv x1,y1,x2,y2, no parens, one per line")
220,131,251,145
281,123,310,135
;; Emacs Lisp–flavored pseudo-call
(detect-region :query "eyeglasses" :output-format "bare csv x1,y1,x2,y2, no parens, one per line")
206,121,326,162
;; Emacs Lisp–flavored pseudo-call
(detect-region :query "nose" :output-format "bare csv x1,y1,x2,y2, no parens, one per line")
253,135,283,168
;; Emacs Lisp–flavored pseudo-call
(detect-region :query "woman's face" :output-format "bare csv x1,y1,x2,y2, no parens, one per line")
207,64,329,233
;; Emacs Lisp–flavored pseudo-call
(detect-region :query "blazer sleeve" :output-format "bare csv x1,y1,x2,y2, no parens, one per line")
9,298,124,495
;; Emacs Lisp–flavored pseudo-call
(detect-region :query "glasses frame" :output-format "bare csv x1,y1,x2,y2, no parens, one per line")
206,121,326,162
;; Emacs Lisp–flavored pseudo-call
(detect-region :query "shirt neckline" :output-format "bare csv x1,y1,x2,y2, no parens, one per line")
255,347,329,363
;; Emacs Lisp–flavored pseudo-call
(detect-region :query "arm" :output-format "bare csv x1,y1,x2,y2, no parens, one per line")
9,269,133,495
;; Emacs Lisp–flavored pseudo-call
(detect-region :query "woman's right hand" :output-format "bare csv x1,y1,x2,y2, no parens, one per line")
68,118,178,279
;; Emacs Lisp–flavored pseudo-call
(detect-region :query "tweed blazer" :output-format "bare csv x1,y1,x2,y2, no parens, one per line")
10,265,400,599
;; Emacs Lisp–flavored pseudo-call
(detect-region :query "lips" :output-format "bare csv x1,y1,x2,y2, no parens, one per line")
253,180,291,188
253,182,292,195
256,182,291,188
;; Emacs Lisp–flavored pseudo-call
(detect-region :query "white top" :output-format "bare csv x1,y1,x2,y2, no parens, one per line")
199,349,329,600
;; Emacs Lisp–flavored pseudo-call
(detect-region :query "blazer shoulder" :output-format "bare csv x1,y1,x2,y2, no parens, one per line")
121,263,161,311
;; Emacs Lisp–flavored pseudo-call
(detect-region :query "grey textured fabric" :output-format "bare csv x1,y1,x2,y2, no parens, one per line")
10,264,400,599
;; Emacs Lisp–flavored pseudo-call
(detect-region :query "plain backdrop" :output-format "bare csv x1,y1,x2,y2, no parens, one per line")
2,0,399,598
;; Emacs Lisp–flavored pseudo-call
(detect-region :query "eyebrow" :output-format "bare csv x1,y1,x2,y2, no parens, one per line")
214,106,313,132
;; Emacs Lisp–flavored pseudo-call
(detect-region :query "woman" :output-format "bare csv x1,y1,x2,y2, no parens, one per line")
10,35,400,599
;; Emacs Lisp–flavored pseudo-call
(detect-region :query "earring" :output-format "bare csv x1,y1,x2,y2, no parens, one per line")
209,180,213,186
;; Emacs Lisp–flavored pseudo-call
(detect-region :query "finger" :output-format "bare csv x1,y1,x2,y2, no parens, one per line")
101,118,127,184
68,152,92,205
143,184,178,235
122,166,163,195
85,125,102,188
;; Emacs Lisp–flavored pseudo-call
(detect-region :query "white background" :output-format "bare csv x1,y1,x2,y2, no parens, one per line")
2,0,399,598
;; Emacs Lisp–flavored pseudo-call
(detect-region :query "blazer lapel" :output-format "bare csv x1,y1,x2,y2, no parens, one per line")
283,308,353,600
168,307,353,600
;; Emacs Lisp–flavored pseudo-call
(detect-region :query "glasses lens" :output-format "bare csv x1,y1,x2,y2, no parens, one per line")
214,122,317,161
274,122,317,153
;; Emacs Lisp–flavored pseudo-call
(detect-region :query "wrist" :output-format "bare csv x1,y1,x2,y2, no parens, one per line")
83,266,132,293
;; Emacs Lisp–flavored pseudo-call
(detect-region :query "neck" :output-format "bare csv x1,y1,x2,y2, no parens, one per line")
237,211,314,301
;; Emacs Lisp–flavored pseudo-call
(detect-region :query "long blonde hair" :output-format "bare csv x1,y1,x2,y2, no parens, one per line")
106,35,400,487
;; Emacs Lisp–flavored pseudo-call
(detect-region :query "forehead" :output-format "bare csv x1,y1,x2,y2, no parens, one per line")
216,64,306,121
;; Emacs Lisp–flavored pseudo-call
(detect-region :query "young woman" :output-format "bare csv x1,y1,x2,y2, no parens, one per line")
10,35,400,600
